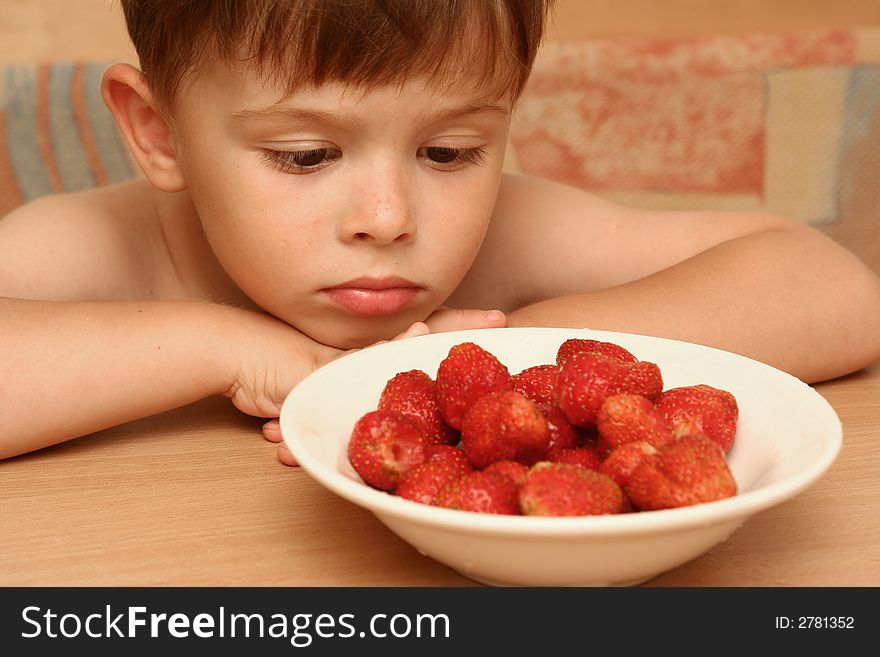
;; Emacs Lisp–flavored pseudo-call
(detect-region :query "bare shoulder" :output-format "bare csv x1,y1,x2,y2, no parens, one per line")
449,173,794,311
449,174,637,310
0,180,175,301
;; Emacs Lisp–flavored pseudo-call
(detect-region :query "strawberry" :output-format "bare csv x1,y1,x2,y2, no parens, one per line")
599,441,659,489
596,393,675,456
520,462,624,516
511,364,558,405
547,446,601,471
460,390,550,469
347,410,427,492
483,460,530,487
625,434,738,510
396,459,464,506
618,361,664,402
655,384,739,452
378,369,458,445
437,470,521,514
554,353,663,428
435,342,512,430
556,338,637,366
424,444,472,474
538,403,579,450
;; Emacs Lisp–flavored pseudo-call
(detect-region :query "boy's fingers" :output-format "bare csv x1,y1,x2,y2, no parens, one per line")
368,322,430,350
339,322,430,361
424,309,506,333
262,419,298,465
277,442,299,467
394,321,430,340
262,418,282,442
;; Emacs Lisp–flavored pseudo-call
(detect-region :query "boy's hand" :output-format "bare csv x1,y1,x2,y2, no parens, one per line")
422,307,507,333
264,307,507,466
222,308,344,422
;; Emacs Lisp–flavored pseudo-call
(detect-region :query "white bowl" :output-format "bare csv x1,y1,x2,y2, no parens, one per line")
280,328,842,586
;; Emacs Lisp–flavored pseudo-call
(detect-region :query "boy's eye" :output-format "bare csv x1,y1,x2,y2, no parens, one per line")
261,145,487,174
426,147,460,163
420,146,488,171
261,148,342,174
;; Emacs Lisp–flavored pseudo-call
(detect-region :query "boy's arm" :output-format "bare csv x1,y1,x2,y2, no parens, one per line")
0,298,337,460
454,174,880,383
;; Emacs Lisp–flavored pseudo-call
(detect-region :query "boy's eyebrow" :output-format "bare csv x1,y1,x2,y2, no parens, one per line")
226,100,510,127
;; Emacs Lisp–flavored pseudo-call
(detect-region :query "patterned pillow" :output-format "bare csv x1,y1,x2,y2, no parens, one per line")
0,62,137,218
508,28,880,232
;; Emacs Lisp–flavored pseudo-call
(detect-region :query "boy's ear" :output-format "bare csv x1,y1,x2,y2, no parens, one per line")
101,63,186,193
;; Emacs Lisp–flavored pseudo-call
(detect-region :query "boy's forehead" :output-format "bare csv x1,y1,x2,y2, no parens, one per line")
179,58,514,119
167,7,529,113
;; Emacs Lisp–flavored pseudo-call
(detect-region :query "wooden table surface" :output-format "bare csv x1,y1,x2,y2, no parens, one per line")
2,364,878,587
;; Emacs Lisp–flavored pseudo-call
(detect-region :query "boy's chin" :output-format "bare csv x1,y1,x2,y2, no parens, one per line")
301,316,420,351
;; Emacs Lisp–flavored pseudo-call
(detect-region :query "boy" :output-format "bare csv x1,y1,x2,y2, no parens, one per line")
1,0,879,466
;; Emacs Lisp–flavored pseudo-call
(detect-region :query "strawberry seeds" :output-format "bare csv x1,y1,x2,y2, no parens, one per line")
347,338,738,516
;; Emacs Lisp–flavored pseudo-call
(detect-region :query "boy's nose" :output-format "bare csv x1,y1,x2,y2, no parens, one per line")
338,169,417,245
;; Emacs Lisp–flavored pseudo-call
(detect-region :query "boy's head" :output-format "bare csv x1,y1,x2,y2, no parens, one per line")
105,1,554,348
121,0,553,116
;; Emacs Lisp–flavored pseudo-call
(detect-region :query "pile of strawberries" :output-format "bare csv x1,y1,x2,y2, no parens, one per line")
347,339,738,516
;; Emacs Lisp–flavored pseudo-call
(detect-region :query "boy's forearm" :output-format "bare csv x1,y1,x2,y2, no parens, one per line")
0,299,240,459
507,227,880,383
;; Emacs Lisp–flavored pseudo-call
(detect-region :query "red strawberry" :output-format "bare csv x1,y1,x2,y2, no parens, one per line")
619,361,664,402
461,390,550,469
599,441,659,488
378,369,458,445
511,364,558,405
547,446,601,471
424,444,472,474
625,434,738,510
483,460,530,487
520,462,624,516
435,342,512,430
556,338,637,366
347,410,427,492
554,353,663,428
396,459,464,506
538,403,579,450
437,470,521,514
655,384,739,452
596,393,675,456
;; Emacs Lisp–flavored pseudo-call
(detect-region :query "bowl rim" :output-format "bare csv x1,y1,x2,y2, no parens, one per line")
281,327,843,537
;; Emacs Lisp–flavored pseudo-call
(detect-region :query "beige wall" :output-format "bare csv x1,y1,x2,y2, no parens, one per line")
0,0,134,64
548,0,880,40
1,0,879,64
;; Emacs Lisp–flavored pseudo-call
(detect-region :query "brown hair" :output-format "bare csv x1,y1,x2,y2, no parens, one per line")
120,0,555,113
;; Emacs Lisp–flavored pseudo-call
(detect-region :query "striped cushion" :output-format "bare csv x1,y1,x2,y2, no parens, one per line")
0,62,137,218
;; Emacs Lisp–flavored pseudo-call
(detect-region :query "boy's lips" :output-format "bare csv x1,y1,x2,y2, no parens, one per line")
322,277,422,316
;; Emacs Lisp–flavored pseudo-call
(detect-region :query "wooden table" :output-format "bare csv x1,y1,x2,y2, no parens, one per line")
2,364,878,586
